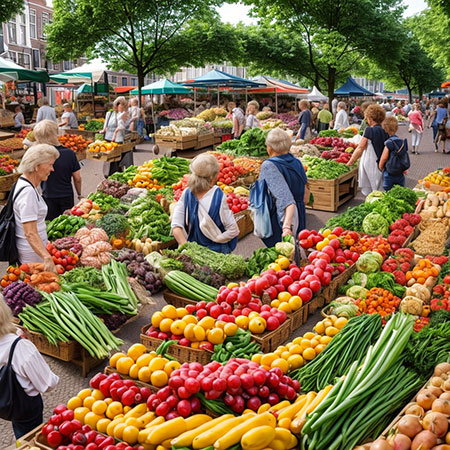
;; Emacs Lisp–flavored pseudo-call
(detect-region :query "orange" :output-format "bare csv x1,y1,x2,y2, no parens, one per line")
271,299,281,308
182,314,198,325
224,322,238,336
136,353,153,368
151,370,168,387
207,327,225,345
127,343,146,361
109,352,127,368
251,353,262,364
159,318,173,333
91,400,108,415
67,396,83,410
83,396,96,409
116,356,134,375
176,307,188,318
288,354,304,370
161,305,178,319
170,319,186,335
249,317,266,334
129,364,139,379
164,360,180,375
260,353,277,366
106,401,123,419
325,326,339,337
271,358,289,374
302,347,316,361
303,332,317,340
138,367,152,383
288,296,303,311
151,312,164,328
278,302,292,314
315,344,326,354
149,357,166,372
235,315,249,329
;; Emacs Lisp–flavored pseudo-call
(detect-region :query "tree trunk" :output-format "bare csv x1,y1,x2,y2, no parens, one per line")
405,82,412,104
137,67,145,108
328,66,336,104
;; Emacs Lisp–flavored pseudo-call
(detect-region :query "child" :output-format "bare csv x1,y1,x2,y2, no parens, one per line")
379,116,410,191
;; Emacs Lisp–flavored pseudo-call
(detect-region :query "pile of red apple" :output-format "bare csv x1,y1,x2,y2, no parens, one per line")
226,192,248,213
147,359,300,418
387,213,421,251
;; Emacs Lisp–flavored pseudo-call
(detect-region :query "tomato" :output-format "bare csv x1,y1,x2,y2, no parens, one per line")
47,430,63,447
55,250,62,258
61,259,68,267
61,249,69,256
66,265,74,271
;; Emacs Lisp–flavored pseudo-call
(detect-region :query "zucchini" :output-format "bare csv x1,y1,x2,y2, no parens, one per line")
165,270,218,302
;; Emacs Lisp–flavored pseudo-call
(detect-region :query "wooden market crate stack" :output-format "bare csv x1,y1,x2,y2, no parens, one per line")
155,135,197,151
307,167,358,212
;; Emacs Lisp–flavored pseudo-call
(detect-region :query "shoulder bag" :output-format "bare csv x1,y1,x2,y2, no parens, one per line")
385,139,410,176
0,337,31,421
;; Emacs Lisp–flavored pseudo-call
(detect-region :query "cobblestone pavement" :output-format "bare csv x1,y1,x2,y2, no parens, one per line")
1,124,448,448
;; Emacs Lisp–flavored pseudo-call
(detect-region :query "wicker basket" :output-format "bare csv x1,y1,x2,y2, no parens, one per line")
288,304,308,332
104,366,158,393
18,325,80,361
251,318,291,352
306,294,326,315
325,265,357,304
0,172,20,191
163,289,197,308
141,325,212,364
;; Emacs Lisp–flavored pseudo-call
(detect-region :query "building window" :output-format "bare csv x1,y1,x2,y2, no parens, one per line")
131,78,137,86
0,25,4,53
41,12,50,38
8,51,17,63
122,77,127,86
18,53,30,69
63,60,71,70
30,10,36,39
110,75,117,84
20,24,26,45
53,63,60,71
8,18,17,44
20,13,26,23
32,49,40,69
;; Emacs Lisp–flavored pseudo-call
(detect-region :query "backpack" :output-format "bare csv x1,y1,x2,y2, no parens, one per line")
385,138,410,176
249,178,274,239
0,337,31,421
0,178,32,264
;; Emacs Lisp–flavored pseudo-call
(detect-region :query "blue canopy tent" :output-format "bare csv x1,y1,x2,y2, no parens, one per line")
334,77,374,97
182,69,263,107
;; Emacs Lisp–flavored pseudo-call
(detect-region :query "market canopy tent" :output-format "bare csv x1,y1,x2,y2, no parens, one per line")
334,77,374,96
49,58,108,84
0,57,49,83
308,86,328,102
130,79,190,95
441,81,450,88
428,91,447,98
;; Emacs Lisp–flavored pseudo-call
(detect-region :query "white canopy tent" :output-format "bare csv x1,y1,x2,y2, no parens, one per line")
307,86,328,102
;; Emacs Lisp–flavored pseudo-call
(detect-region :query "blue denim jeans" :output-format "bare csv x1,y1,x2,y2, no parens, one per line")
383,171,405,191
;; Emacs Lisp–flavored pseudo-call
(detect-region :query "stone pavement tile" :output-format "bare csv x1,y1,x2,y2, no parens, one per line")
1,121,449,447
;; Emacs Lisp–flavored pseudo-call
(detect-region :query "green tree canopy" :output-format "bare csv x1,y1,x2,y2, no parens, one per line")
46,0,232,98
241,0,406,100
1,0,24,24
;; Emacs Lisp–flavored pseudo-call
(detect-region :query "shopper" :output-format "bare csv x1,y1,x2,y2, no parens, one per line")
13,105,24,131
258,128,309,247
171,153,239,253
333,101,350,130
34,120,82,220
245,100,260,130
228,102,245,139
35,98,56,123
430,101,448,153
296,100,312,140
317,103,332,132
408,103,424,154
58,103,78,130
359,101,374,133
347,104,388,196
379,116,408,191
0,297,59,439
13,144,59,269
128,98,140,132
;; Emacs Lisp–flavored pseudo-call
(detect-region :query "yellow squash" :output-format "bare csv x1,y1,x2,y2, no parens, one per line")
241,425,276,450
146,417,186,445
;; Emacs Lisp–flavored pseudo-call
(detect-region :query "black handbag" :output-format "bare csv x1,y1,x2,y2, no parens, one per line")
0,178,32,264
385,138,410,177
0,337,32,421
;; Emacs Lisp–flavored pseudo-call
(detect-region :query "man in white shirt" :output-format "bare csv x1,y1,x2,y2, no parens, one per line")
228,101,245,139
59,103,78,129
36,97,57,123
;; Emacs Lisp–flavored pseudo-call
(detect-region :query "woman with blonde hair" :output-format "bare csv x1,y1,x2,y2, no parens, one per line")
0,296,59,438
348,104,389,196
34,120,82,220
13,144,59,268
245,100,260,129
258,128,309,247
171,153,239,253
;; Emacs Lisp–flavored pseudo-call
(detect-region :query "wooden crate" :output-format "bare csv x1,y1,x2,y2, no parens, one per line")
289,304,308,332
251,318,291,352
76,149,87,161
104,366,158,393
65,128,97,140
163,289,197,308
306,294,326,315
195,132,215,150
235,209,254,240
35,431,54,450
325,265,357,304
306,167,358,212
0,172,20,191
155,135,197,150
141,325,212,364
86,145,122,162
17,423,44,447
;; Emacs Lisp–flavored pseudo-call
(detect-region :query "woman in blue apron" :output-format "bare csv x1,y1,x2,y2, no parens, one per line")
171,153,239,253
258,128,309,248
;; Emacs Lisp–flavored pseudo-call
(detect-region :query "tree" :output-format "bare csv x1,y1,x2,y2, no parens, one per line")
46,0,228,101
1,0,24,24
241,0,406,100
408,8,450,77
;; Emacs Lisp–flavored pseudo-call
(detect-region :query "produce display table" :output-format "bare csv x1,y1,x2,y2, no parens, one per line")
155,135,197,150
307,167,358,212
195,132,215,150
86,141,136,162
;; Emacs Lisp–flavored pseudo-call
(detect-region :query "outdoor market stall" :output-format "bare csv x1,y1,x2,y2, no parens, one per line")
3,137,450,450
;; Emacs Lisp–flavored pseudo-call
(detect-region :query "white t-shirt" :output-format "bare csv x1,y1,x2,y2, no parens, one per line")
36,105,57,123
0,333,59,396
171,186,239,244
61,111,78,129
13,177,48,264
14,112,24,127
246,114,259,129
334,109,349,130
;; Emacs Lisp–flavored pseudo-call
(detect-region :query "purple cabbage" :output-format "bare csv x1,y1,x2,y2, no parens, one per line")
3,281,42,315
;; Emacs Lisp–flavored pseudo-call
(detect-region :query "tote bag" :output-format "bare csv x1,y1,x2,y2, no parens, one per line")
385,139,410,176
249,179,274,239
